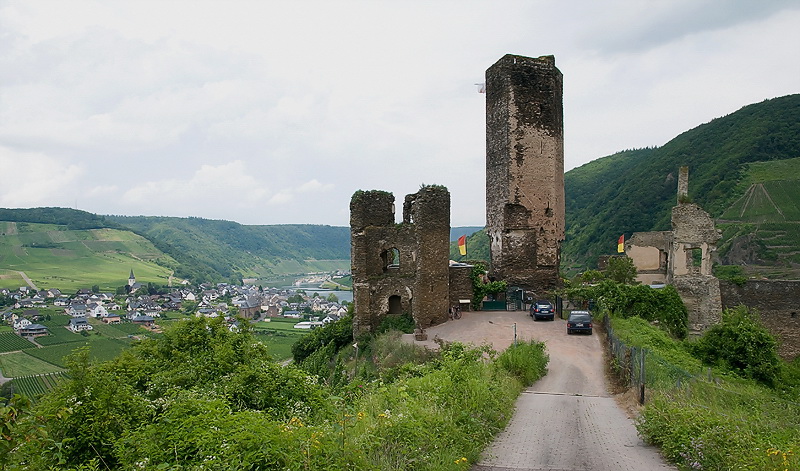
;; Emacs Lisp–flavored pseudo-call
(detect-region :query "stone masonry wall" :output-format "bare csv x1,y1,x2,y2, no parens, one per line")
350,187,451,335
485,54,564,296
720,280,800,360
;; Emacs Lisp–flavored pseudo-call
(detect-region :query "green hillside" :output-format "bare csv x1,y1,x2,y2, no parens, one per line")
563,94,800,273
713,156,800,278
1,208,351,288
107,216,350,282
0,221,174,291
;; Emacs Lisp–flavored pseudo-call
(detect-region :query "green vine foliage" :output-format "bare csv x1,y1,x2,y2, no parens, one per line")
469,263,508,309
564,280,688,339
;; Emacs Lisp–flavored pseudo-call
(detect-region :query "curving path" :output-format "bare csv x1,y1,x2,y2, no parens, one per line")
406,310,675,471
16,271,38,291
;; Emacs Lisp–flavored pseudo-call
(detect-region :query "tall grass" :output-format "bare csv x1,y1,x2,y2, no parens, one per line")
611,317,800,470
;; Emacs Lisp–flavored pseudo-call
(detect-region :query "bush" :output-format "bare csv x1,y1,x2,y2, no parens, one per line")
688,305,781,387
291,313,354,363
376,312,415,334
496,340,549,386
564,280,688,338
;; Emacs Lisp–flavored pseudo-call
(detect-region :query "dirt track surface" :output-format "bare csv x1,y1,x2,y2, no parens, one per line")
405,310,675,471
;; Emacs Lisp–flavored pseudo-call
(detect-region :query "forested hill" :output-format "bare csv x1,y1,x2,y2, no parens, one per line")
0,207,121,230
106,216,350,282
0,208,350,284
563,93,800,272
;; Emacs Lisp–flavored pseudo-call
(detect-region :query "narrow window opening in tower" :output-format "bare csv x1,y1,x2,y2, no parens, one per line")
545,206,553,217
381,248,400,273
388,295,402,314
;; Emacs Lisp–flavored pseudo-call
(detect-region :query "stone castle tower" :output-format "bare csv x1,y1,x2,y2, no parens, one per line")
485,54,565,294
350,186,451,334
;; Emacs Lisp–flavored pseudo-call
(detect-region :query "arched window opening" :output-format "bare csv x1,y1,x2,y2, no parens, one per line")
388,295,402,314
381,247,400,273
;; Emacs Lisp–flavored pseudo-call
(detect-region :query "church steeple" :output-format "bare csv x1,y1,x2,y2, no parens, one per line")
128,269,136,287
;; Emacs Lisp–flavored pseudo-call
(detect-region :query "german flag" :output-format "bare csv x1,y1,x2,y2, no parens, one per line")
617,235,625,253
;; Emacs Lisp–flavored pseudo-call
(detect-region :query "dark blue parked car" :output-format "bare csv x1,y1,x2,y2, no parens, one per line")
530,300,555,321
566,311,593,335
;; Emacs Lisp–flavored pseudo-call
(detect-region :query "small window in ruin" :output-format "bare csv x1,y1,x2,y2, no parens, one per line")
792,312,797,319
689,248,702,267
388,295,402,314
381,247,400,273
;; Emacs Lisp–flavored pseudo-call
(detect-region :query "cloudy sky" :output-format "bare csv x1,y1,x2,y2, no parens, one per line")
1,1,798,227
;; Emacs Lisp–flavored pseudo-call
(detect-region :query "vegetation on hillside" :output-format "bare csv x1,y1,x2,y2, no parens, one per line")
0,208,351,287
578,276,800,471
0,221,174,291
2,315,549,470
107,216,351,282
563,94,800,273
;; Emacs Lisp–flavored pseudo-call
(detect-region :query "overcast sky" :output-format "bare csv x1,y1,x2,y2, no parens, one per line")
1,1,798,227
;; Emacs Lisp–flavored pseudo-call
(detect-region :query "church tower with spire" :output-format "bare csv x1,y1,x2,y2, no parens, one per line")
128,269,136,288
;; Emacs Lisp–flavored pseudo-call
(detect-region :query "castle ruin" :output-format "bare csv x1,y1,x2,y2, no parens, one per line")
349,186,453,335
626,167,723,335
485,54,565,295
350,53,566,334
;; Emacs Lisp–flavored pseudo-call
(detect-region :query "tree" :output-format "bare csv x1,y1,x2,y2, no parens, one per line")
91,284,100,293
326,293,339,303
604,256,638,284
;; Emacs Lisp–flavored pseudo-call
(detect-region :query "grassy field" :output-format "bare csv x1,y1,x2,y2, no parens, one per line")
0,222,175,291
252,318,306,361
89,320,145,338
0,351,65,376
610,317,800,470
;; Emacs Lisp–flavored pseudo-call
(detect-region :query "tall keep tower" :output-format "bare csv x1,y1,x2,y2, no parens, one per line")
485,54,565,294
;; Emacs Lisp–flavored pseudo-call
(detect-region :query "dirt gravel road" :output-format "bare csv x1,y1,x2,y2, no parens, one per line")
406,310,675,471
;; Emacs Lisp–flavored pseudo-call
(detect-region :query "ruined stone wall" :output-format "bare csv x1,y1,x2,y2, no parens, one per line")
350,187,451,335
485,54,564,296
448,264,474,311
627,231,671,285
673,275,722,336
670,203,721,278
720,280,800,360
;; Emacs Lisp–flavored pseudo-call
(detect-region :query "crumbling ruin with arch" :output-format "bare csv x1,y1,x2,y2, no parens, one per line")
350,54,566,334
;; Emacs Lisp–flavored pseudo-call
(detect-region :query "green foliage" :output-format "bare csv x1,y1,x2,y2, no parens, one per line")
609,315,800,471
291,313,354,363
0,207,119,230
4,317,333,469
107,215,351,283
604,256,638,284
565,280,688,338
638,387,800,471
376,312,415,334
713,264,748,285
688,305,781,386
495,340,548,386
576,269,604,284
469,262,507,310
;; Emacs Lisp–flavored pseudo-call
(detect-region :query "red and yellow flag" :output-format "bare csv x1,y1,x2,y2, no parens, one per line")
617,234,625,253
458,235,467,256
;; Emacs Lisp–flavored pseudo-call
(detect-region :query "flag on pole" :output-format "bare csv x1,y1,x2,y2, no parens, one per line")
617,235,625,253
458,235,467,256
